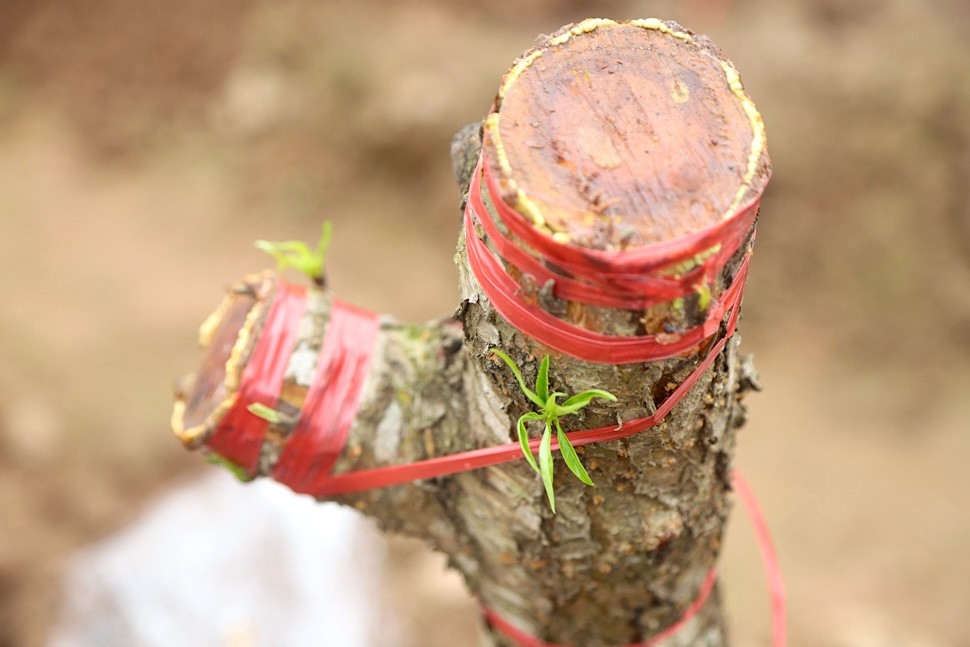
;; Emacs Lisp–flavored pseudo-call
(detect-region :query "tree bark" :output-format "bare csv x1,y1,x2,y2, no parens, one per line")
172,18,769,647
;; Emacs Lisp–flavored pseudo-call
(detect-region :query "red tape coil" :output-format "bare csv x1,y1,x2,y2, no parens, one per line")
205,281,307,472
480,157,761,279
469,160,757,308
272,300,380,495
465,159,756,364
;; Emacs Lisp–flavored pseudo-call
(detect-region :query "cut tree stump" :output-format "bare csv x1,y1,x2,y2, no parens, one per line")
173,18,770,647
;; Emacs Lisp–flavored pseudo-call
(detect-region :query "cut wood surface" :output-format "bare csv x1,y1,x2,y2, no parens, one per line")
485,19,769,250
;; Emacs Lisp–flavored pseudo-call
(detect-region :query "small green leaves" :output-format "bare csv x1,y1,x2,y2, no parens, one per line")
663,244,722,278
535,355,550,403
490,349,543,407
559,389,617,415
490,349,616,512
538,422,555,513
208,403,283,480
517,412,542,474
247,402,283,425
556,420,593,487
205,453,253,482
255,221,333,286
694,280,712,312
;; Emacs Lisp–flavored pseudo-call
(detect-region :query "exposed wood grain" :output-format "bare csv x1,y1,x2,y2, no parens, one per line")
485,19,768,250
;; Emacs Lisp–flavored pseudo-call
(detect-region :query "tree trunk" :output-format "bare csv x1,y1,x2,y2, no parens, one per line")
172,18,770,647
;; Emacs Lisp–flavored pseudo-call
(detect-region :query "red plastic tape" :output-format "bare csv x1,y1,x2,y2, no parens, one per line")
205,281,307,472
272,300,380,495
466,211,749,364
479,157,761,278
464,158,756,364
469,159,757,308
733,472,787,647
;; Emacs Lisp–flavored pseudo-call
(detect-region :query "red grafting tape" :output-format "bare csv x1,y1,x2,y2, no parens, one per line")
271,300,380,495
484,569,718,647
481,156,762,277
464,154,756,365
205,281,307,472
469,167,676,310
471,159,758,307
466,206,750,364
482,471,786,647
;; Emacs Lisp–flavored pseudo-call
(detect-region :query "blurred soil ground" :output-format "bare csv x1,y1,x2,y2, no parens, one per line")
0,0,969,645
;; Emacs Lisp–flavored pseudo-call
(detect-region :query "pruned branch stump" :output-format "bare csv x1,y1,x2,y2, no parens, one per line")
172,18,770,647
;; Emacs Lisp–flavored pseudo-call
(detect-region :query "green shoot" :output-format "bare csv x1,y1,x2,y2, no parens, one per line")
662,244,722,278
255,221,333,286
693,280,712,312
205,403,284,481
247,402,284,425
491,349,617,513
205,453,253,482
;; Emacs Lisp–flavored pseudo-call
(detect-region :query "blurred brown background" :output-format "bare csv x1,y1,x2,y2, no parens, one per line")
1,0,968,645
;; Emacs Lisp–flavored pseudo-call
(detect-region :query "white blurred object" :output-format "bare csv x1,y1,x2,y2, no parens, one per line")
50,471,398,647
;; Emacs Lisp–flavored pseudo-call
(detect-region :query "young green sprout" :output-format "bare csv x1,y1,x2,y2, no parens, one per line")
693,280,712,312
203,402,285,482
491,349,617,513
204,453,253,482
255,221,333,286
247,402,284,425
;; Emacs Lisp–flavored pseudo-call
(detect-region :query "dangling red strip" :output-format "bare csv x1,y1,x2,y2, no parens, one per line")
732,472,787,647
205,281,306,472
272,300,380,495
